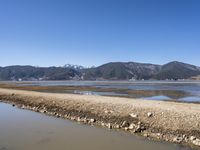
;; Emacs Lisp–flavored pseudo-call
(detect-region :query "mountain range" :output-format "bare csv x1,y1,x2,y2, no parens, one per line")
0,61,200,81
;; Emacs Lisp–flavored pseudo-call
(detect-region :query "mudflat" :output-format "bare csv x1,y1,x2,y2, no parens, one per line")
0,88,200,149
0,82,190,99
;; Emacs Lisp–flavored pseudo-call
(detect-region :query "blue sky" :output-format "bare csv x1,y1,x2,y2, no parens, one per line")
0,0,200,67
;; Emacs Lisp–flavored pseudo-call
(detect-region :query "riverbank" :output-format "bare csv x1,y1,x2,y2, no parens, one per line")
0,82,190,99
0,88,200,149
0,103,189,150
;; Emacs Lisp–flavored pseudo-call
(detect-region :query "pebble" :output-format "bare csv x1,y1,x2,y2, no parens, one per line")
129,123,136,130
121,121,129,127
107,123,112,129
70,116,75,120
40,110,46,113
182,134,186,139
135,125,142,132
192,139,200,146
157,133,162,136
104,110,113,114
77,117,81,122
147,112,153,117
115,125,120,129
173,136,183,143
124,127,129,131
56,114,60,118
90,118,96,123
190,136,196,141
130,113,138,118
105,110,109,114
83,118,87,123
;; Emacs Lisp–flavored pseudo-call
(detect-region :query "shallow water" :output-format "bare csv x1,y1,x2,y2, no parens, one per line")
0,103,191,150
11,80,200,103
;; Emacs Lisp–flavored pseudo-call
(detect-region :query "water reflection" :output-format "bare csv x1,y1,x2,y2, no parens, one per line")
0,103,191,150
2,80,200,102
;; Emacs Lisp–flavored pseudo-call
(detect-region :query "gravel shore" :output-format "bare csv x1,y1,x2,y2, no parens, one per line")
0,88,200,149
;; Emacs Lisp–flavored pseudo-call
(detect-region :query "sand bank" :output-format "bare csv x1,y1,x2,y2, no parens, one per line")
0,88,200,149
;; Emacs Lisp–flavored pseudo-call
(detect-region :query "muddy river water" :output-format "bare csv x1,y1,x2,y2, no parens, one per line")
0,103,191,150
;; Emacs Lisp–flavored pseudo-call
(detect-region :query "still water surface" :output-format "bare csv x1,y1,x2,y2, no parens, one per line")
0,103,191,150
16,80,200,103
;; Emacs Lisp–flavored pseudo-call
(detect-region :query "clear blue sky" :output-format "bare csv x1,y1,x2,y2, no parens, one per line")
0,0,200,67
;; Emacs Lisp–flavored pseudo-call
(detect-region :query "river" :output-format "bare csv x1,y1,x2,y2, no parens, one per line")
0,103,191,150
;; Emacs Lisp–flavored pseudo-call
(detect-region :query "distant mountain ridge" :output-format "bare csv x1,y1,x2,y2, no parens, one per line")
0,61,200,81
83,61,200,80
82,62,161,80
0,65,80,81
154,61,200,80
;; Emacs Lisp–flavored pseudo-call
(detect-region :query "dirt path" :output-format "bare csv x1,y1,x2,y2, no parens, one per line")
0,88,200,149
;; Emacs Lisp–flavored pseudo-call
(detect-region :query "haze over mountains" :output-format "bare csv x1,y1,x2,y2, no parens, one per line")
0,61,200,81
